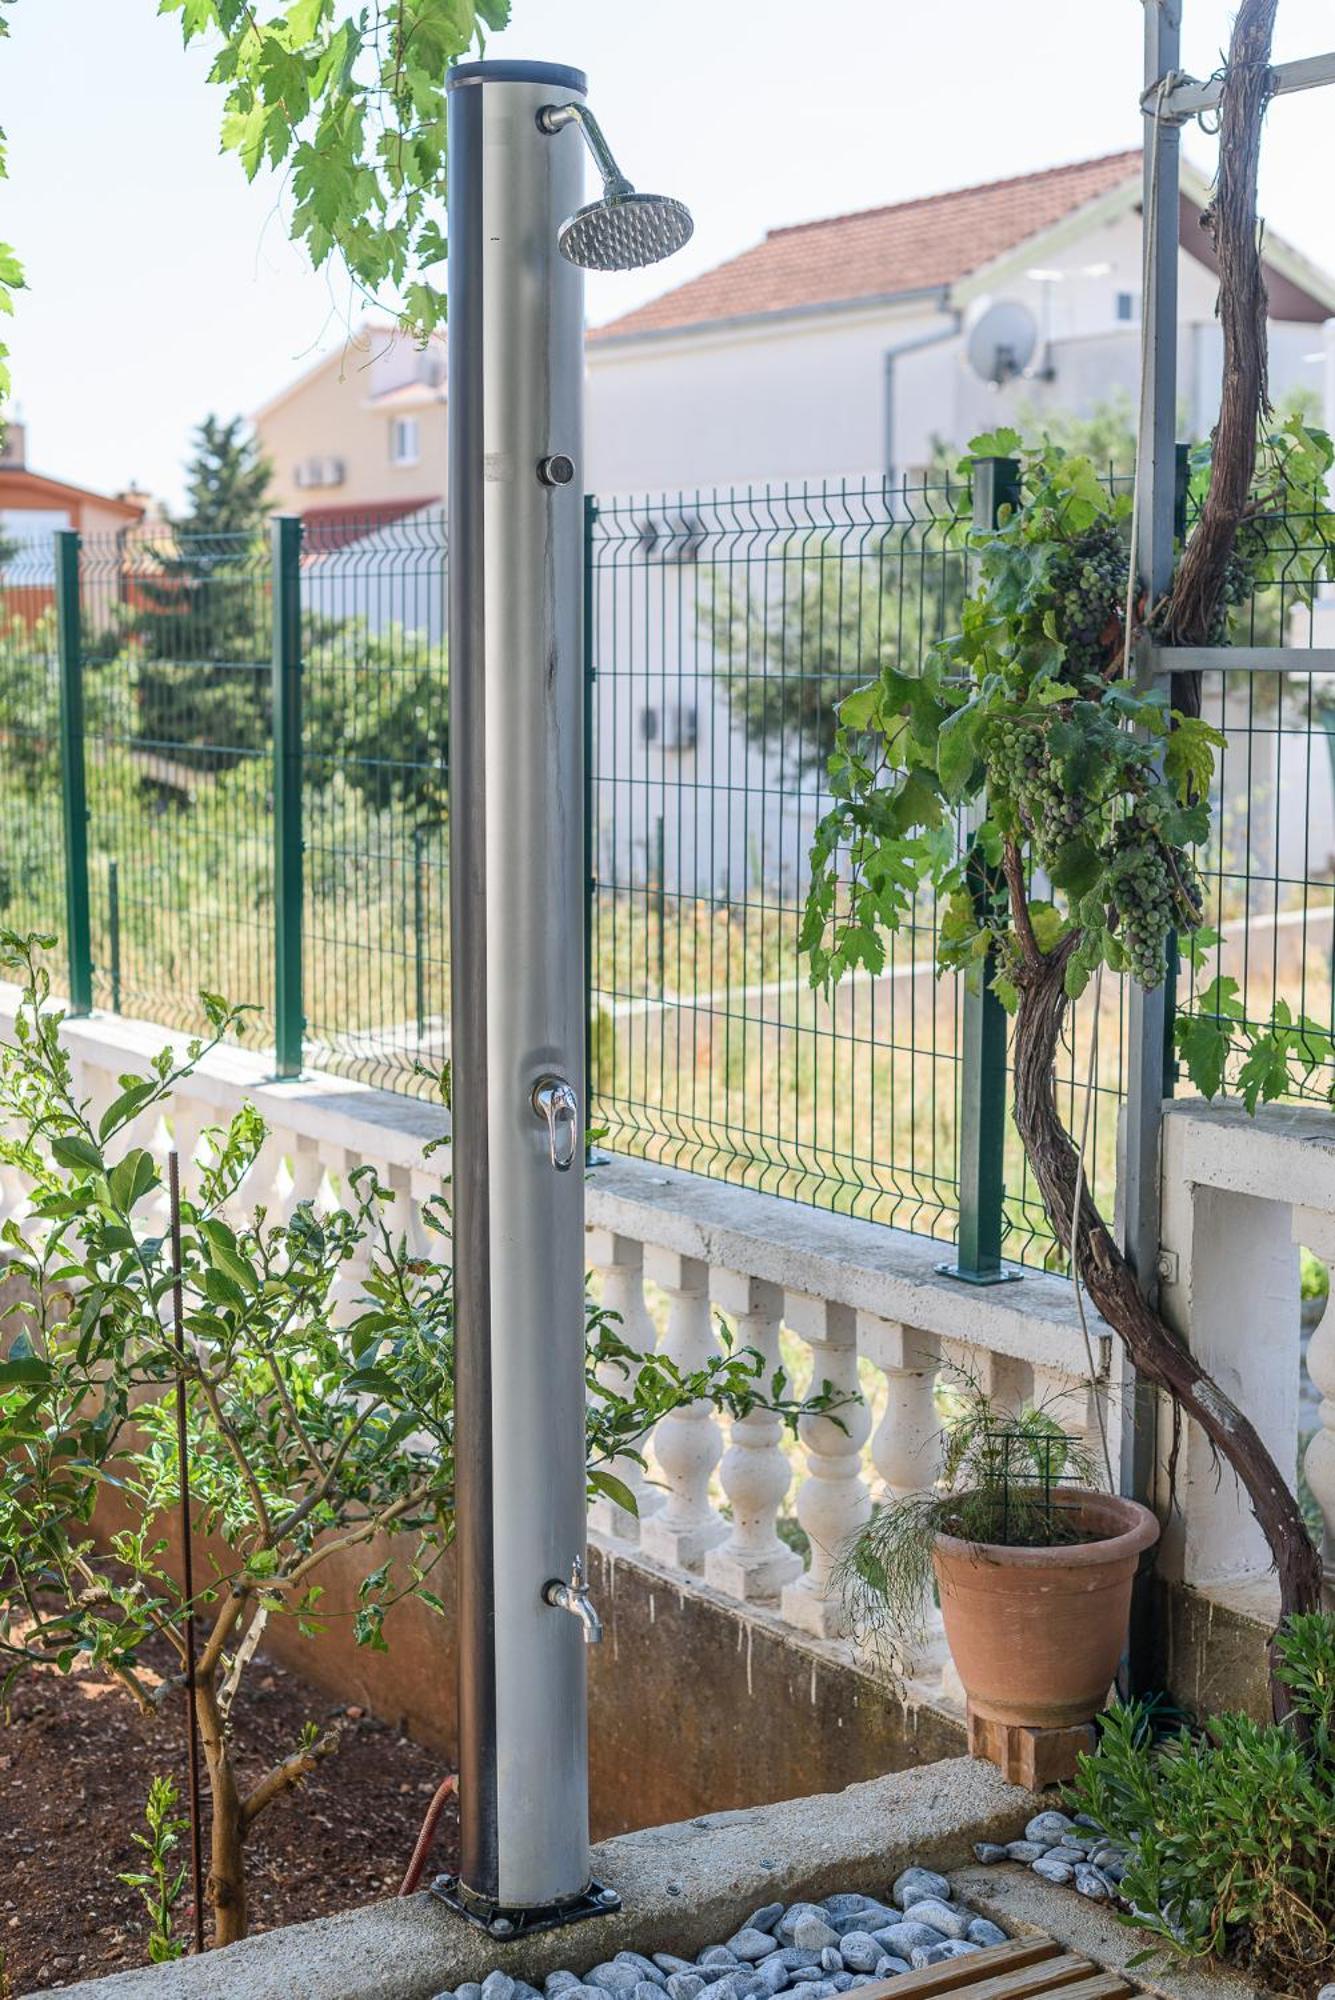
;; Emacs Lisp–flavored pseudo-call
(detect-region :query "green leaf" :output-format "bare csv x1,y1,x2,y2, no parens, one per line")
97,1082,162,1142
936,699,984,803
968,428,1022,460
0,1351,52,1387
1176,1015,1230,1100
50,1134,104,1176
588,1467,639,1517
108,1148,159,1214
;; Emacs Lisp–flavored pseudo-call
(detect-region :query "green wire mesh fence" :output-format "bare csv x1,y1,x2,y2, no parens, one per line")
0,537,65,962
585,476,973,1237
80,527,276,1042
2,473,1333,1268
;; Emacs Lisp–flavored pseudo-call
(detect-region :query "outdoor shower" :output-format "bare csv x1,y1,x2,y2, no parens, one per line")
440,60,692,1938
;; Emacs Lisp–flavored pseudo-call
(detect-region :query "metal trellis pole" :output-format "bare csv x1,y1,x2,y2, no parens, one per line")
1117,0,1183,1678
942,456,1021,1286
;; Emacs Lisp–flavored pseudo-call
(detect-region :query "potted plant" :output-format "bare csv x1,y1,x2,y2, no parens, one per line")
840,1389,1159,1733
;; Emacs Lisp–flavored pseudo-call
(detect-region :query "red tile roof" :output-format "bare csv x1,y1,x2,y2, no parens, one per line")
592,150,1143,341
299,496,441,555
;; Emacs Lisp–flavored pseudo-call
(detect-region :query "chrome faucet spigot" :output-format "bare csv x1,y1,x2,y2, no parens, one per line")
542,1555,603,1644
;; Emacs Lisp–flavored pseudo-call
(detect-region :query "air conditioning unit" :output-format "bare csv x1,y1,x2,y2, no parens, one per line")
293,456,346,490
640,703,698,752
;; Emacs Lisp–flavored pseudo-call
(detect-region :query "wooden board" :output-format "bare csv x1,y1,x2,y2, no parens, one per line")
846,1937,1135,2000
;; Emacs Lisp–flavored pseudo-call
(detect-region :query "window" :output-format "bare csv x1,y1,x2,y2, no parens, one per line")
390,416,421,466
1115,291,1139,323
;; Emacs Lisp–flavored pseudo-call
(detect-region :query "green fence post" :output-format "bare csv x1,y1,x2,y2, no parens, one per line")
583,495,607,1168
940,457,1021,1286
55,529,93,1014
272,515,304,1078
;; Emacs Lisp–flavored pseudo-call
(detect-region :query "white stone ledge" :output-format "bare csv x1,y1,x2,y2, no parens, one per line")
584,1153,1108,1375
0,985,450,1173
1162,1095,1335,1211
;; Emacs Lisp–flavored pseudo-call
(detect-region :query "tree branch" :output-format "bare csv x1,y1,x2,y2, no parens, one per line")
241,1721,344,1827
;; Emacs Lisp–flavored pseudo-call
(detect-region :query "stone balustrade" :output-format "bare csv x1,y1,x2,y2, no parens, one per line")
3,985,1331,1715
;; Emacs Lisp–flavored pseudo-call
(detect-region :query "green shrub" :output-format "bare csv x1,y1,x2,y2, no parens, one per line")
1068,1613,1335,1993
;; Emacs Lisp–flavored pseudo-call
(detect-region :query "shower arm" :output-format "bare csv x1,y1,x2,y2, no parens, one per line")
537,102,634,200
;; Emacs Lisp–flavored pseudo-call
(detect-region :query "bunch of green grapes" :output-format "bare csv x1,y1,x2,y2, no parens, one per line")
984,718,1101,867
1042,522,1130,681
1104,802,1202,987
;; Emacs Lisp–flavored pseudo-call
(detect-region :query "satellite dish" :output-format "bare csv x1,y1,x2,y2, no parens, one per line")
965,299,1039,385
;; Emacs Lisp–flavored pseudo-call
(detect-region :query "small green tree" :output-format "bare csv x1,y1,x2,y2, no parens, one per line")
0,930,820,1948
132,417,274,770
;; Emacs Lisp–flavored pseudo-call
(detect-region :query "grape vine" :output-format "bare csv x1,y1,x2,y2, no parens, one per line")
803,421,1335,1108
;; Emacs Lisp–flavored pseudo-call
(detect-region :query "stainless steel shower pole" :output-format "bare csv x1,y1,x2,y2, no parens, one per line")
444,58,604,1931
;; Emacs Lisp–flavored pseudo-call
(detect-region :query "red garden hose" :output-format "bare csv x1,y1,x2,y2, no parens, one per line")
399,1772,459,1897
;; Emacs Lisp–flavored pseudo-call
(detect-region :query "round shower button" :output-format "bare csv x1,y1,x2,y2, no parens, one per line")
537,453,576,486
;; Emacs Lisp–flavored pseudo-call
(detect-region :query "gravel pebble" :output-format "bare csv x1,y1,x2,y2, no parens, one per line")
655,1961,696,1978
875,1961,910,1981
873,1923,946,1957
819,1950,843,1975
482,1975,516,2000
823,1896,868,1920
1074,1864,1114,1902
966,1920,1008,1949
972,1843,1009,1865
756,1962,789,1995
1031,1855,1075,1886
730,1932,780,1964
1005,1841,1047,1863
777,1907,827,1948
701,1951,740,1971
892,1867,950,1910
457,1985,482,2000
666,1978,705,2000
618,1957,664,1983
911,1942,981,1969
895,1899,969,1941
791,1919,840,1953
837,1935,881,1974
588,1971,640,1998
748,1905,786,1936
1025,1811,1075,1845
547,1978,581,1996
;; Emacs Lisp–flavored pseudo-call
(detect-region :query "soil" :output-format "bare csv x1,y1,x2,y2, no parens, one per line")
0,1635,459,1994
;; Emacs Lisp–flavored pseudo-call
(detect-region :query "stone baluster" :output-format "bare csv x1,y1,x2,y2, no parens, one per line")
858,1313,944,1674
326,1150,375,1325
939,1338,1032,1412
705,1273,801,1600
780,1294,871,1638
586,1228,665,1541
638,1248,726,1569
1296,1207,1335,1608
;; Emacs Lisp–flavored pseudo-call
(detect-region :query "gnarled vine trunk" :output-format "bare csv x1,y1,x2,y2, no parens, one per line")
1009,939,1323,1713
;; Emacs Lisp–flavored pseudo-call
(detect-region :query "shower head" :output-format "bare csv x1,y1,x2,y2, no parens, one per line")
558,191,694,272
538,101,694,272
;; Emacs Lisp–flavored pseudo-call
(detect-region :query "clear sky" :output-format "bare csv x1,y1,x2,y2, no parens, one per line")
4,0,1334,510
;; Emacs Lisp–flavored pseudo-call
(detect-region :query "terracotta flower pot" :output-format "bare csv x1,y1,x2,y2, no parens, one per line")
932,1488,1160,1729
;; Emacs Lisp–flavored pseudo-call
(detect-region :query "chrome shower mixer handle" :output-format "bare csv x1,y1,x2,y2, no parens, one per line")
532,1074,579,1171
